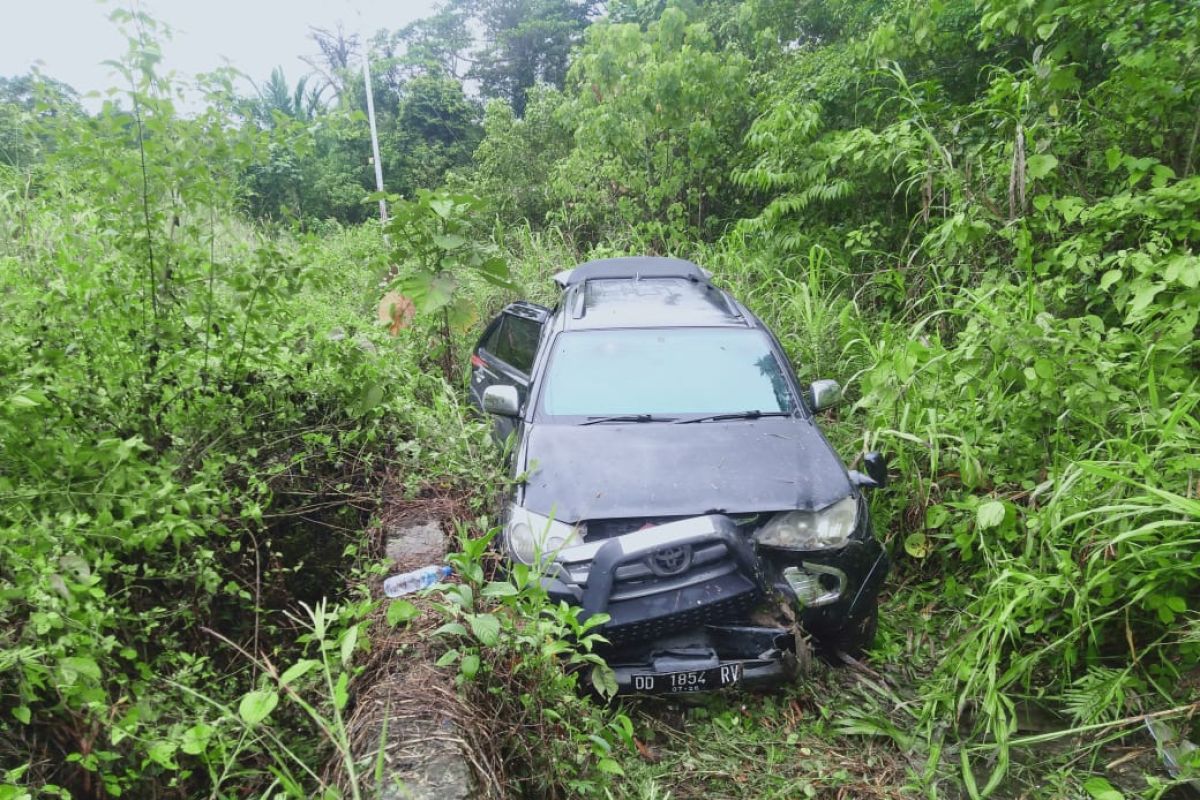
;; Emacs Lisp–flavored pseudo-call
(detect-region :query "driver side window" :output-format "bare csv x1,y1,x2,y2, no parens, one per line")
481,314,541,376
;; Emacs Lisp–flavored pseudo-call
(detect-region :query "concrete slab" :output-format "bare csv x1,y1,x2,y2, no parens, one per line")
353,519,480,799
375,716,476,800
385,519,445,572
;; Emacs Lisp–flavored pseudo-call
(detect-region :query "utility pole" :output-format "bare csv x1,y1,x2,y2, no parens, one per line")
362,48,387,225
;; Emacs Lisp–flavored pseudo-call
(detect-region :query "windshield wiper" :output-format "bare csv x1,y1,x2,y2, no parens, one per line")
676,410,792,425
580,413,672,426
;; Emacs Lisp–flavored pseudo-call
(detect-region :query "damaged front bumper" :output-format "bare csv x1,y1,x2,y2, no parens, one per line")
539,513,887,694
607,623,797,695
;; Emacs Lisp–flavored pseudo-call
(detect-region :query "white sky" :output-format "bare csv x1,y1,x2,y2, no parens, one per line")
0,0,441,106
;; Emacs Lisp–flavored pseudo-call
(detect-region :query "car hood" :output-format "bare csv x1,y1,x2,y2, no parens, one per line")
519,417,853,523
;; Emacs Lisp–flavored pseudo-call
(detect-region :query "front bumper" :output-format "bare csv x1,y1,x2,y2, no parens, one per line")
607,624,797,695
538,512,888,692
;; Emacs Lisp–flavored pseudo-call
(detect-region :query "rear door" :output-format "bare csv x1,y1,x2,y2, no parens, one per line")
469,302,550,441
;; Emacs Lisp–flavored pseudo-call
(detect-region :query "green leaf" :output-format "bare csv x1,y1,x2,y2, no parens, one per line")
436,649,460,667
398,271,457,314
386,599,420,626
359,384,384,416
977,501,1006,530
591,663,618,699
12,706,31,725
460,653,481,680
480,581,519,598
468,613,501,647
446,296,478,333
477,257,517,290
147,739,178,768
238,689,279,726
332,672,349,710
340,624,359,667
432,233,467,250
904,532,930,559
596,757,625,775
925,504,949,529
1099,269,1122,291
58,656,101,684
180,723,214,755
1026,153,1058,180
1126,282,1164,319
1082,777,1124,800
279,659,319,686
1105,147,1122,172
434,621,468,638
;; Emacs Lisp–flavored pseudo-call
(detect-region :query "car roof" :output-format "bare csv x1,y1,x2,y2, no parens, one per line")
553,256,711,287
555,258,751,331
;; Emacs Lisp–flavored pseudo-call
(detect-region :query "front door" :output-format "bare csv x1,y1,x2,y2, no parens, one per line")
469,302,549,442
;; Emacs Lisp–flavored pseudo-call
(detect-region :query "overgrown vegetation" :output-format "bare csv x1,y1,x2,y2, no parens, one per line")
3,0,1198,797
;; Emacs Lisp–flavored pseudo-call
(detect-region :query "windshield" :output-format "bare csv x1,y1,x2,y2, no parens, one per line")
538,328,795,418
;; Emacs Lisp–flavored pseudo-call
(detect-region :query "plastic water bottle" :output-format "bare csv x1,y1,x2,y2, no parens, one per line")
383,564,452,598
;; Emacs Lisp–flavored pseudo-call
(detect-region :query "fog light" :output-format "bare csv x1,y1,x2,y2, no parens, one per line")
782,563,846,608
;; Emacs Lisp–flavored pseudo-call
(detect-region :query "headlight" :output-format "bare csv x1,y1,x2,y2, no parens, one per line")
754,496,858,550
504,505,584,564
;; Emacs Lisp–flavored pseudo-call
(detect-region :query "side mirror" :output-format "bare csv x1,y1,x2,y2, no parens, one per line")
482,385,520,418
864,451,888,488
809,379,842,411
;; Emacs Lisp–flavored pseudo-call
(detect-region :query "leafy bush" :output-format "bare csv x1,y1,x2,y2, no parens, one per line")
0,20,496,797
426,526,634,798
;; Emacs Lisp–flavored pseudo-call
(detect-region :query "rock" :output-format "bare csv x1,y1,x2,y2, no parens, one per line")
385,519,445,571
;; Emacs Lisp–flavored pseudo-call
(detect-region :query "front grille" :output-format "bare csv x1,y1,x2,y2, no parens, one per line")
604,590,761,644
562,541,734,593
559,514,769,645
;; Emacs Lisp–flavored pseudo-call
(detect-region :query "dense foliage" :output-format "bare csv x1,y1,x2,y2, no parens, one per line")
2,0,1198,797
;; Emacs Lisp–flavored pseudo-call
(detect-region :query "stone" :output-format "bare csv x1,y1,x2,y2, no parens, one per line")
385,519,445,571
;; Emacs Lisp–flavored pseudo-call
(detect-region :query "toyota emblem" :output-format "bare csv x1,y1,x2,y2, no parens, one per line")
648,545,693,577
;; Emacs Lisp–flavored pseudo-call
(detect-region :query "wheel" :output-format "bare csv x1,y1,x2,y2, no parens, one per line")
817,600,878,661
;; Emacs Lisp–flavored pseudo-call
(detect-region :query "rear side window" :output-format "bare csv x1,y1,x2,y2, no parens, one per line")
481,314,541,375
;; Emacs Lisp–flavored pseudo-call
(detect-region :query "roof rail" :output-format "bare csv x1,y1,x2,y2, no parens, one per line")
554,257,713,289
719,292,744,320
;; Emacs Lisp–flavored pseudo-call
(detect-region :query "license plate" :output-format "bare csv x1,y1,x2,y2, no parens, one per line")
631,662,743,694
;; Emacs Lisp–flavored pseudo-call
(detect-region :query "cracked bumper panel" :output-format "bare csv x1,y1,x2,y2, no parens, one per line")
762,536,889,635
606,624,798,695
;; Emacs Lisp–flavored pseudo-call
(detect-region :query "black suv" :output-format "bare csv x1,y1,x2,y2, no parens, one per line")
469,257,889,694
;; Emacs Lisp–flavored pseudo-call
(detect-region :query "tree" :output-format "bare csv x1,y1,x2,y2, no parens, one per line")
470,0,597,115
389,5,476,82
385,189,515,381
0,72,84,168
552,7,752,246
303,24,360,101
468,86,572,223
251,67,325,126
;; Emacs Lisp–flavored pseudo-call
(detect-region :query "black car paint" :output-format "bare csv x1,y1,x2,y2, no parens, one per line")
468,301,550,441
518,416,854,522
